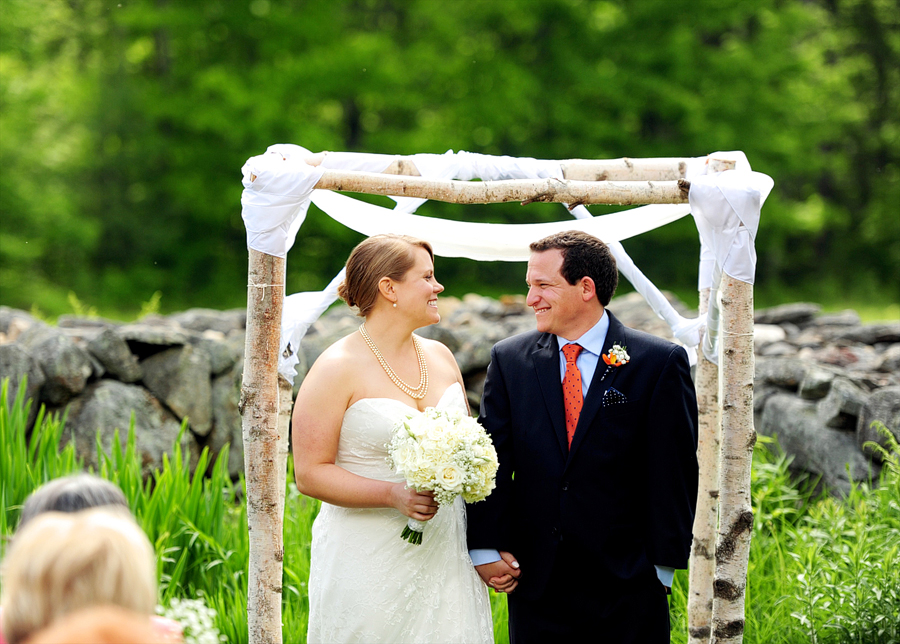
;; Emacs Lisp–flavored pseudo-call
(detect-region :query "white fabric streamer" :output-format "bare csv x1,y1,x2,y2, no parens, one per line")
240,145,325,258
279,269,345,380
689,160,774,362
310,189,692,261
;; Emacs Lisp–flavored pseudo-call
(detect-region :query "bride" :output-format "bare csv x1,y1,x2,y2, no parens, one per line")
292,234,495,644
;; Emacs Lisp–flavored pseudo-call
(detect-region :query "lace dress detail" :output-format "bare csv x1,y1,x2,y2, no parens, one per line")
307,383,494,644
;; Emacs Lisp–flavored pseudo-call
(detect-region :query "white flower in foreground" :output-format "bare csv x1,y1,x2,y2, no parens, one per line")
157,597,226,644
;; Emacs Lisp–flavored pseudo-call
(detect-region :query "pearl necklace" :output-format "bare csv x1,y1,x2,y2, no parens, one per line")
359,324,429,400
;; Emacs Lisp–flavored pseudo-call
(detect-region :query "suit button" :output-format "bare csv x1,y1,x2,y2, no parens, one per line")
561,482,569,491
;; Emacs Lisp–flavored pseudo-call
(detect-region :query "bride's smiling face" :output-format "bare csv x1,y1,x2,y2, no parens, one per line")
395,247,443,326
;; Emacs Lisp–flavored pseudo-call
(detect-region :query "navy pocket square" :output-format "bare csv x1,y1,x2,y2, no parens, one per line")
602,387,628,407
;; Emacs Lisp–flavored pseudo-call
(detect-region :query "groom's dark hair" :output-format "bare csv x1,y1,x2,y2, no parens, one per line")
530,231,618,306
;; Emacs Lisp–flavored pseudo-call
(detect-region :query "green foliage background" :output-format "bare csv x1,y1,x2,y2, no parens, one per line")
1,0,898,317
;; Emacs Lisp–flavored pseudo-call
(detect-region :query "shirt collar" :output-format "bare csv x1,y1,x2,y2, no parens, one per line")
556,310,609,356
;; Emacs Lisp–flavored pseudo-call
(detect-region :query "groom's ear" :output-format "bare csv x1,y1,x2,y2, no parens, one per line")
580,277,597,302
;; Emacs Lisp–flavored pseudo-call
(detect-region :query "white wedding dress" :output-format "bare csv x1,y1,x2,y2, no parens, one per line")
306,382,494,644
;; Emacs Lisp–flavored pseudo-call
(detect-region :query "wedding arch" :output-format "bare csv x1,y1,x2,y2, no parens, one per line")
237,145,774,644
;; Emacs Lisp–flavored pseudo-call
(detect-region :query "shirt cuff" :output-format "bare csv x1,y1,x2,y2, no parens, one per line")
655,565,675,588
469,549,502,566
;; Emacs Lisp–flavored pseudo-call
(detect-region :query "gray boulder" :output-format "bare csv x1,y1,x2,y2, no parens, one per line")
755,356,808,390
62,380,184,474
877,344,900,373
754,324,787,349
0,307,40,341
755,303,821,325
0,343,46,427
856,386,900,463
141,345,213,436
816,377,869,429
833,323,900,345
88,328,142,383
808,310,861,327
759,394,875,495
18,326,93,405
209,364,245,479
193,330,245,377
116,323,192,359
760,341,798,357
168,308,246,335
798,365,836,400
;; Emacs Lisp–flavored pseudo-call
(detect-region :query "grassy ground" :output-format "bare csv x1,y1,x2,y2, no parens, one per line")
2,382,898,643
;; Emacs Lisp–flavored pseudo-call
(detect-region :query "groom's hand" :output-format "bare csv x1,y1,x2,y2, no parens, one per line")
476,551,520,593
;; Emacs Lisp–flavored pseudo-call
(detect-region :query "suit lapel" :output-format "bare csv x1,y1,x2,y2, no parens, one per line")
531,333,569,458
567,311,628,459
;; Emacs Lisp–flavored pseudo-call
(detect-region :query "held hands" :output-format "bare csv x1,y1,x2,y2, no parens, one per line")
390,483,438,521
475,551,520,594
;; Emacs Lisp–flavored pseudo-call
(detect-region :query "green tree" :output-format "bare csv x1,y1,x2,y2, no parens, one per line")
1,0,896,316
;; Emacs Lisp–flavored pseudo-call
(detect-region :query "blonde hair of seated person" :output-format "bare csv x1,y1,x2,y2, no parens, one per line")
0,509,157,644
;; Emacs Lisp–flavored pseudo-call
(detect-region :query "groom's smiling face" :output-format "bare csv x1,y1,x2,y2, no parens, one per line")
525,249,595,339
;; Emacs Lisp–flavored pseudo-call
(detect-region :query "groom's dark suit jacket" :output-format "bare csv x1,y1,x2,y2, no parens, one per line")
467,311,699,600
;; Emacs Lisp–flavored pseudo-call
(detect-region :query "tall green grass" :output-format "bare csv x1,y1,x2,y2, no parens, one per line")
3,378,899,643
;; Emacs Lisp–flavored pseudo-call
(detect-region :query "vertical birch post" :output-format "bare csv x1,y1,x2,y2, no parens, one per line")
710,276,755,643
688,155,736,644
240,249,290,644
687,286,721,644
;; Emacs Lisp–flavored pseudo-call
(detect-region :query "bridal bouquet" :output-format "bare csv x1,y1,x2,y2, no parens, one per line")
388,407,499,545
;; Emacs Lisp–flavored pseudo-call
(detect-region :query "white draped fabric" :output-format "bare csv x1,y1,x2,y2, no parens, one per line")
239,145,772,378
310,189,693,261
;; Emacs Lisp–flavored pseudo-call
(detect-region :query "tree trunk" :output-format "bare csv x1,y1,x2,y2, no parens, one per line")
313,170,690,205
711,277,756,644
240,249,289,644
688,287,721,644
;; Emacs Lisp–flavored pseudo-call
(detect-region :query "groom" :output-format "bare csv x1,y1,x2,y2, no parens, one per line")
467,231,698,643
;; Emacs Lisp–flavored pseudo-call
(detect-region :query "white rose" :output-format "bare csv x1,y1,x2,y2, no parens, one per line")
393,443,414,471
407,418,427,438
435,463,464,492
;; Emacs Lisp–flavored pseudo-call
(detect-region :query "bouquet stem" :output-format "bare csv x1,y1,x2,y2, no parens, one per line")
401,518,425,545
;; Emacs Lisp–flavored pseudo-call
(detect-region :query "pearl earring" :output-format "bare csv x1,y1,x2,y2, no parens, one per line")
393,302,397,308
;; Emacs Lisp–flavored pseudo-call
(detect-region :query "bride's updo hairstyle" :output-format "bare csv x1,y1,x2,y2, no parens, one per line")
338,234,434,317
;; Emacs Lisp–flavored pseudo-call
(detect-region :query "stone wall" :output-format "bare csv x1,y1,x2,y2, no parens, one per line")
1,297,897,493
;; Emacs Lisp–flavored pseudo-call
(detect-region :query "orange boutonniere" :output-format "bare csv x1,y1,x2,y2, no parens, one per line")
602,344,630,367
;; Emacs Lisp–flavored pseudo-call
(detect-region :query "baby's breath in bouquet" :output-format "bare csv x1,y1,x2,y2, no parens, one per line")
157,597,226,644
388,407,499,545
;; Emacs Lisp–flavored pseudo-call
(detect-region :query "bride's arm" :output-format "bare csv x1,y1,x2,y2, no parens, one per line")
291,347,437,521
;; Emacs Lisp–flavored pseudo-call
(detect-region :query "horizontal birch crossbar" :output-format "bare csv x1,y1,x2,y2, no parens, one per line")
314,169,691,206
306,153,691,181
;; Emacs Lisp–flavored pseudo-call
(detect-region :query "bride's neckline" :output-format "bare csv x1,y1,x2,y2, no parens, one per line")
346,382,463,414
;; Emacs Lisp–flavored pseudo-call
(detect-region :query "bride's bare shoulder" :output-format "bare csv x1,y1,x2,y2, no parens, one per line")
417,335,461,374
306,331,367,380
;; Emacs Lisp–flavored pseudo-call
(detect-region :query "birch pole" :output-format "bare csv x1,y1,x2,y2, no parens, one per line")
314,171,690,205
240,249,290,644
688,287,721,644
305,152,691,182
688,155,736,644
710,276,755,643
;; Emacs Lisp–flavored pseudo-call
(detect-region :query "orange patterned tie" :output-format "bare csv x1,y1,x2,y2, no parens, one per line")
562,343,584,448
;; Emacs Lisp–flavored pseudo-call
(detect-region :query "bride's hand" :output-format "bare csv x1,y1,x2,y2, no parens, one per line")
390,484,438,521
